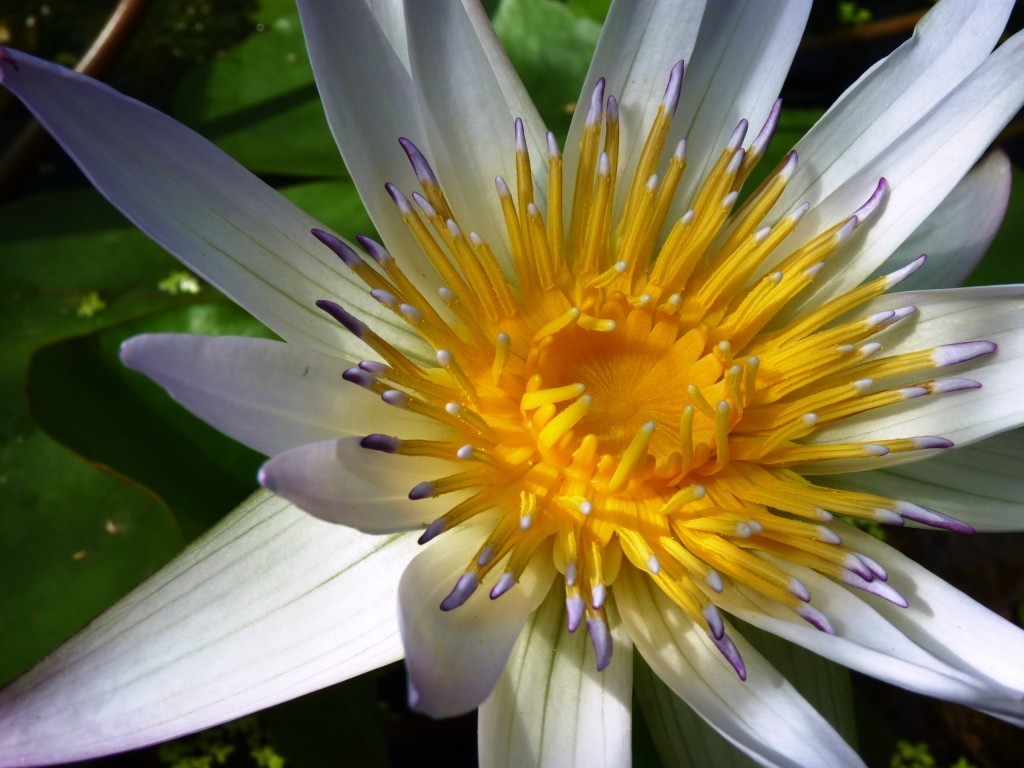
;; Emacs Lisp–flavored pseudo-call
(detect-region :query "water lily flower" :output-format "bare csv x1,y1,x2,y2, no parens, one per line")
3,0,1024,766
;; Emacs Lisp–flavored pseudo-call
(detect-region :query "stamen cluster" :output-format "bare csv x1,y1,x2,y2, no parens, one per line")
315,63,985,673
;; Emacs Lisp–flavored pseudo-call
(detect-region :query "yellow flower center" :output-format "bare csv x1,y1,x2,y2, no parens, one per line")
316,65,985,674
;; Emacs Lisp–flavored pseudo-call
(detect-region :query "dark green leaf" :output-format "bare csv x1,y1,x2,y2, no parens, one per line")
493,0,602,139
966,166,1024,287
172,0,343,178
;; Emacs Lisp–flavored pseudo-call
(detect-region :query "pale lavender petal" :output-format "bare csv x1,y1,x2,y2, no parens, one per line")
120,334,432,457
809,286,1024,470
824,430,1024,532
0,49,422,361
0,491,417,766
399,525,556,718
615,566,864,767
403,0,548,270
258,437,454,533
478,589,632,768
874,150,1012,290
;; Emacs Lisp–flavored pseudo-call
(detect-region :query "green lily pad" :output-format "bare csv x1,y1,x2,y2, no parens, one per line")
172,0,343,178
966,166,1024,287
493,0,602,140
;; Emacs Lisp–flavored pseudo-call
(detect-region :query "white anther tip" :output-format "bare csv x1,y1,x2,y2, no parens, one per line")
546,131,560,159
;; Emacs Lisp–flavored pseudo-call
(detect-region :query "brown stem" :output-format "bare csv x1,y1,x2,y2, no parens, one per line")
0,0,151,201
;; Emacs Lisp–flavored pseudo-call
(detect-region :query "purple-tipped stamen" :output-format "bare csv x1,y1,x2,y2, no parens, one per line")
911,436,955,451
929,377,981,394
895,501,974,534
381,389,410,407
317,299,366,338
854,552,888,581
933,340,998,367
587,616,613,672
606,94,619,123
853,178,888,222
342,367,376,389
566,594,585,633
385,181,413,214
514,116,528,153
712,633,747,680
662,59,684,113
586,77,605,125
408,481,435,500
411,191,438,219
703,604,725,640
418,518,446,545
887,254,928,285
841,571,909,607
490,571,517,599
726,119,748,152
360,433,400,453
370,288,399,307
749,98,782,158
399,137,439,186
359,360,390,375
440,572,478,611
797,604,835,634
788,577,811,602
356,234,393,265
546,130,560,160
311,228,363,268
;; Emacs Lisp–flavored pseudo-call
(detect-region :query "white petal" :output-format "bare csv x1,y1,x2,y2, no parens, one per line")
120,334,432,457
565,0,705,212
716,542,1024,721
822,429,1024,532
874,150,1012,291
296,0,439,292
398,526,556,718
843,525,1024,695
0,50,423,361
778,23,1024,314
0,490,416,766
479,589,632,768
615,566,864,768
403,0,548,268
809,286,1024,469
259,437,456,533
774,0,1013,216
671,1,811,215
